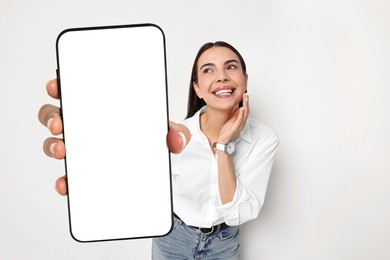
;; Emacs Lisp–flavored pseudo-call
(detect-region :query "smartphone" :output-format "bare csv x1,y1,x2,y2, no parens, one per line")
56,24,172,242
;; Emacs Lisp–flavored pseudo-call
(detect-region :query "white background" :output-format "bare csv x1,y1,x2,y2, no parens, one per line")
1,0,390,259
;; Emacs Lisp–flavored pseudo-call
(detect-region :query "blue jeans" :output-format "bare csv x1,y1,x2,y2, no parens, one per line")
152,215,240,259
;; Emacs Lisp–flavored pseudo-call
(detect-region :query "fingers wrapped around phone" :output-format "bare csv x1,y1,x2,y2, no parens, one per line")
38,104,63,135
55,176,68,196
46,79,60,99
43,137,66,159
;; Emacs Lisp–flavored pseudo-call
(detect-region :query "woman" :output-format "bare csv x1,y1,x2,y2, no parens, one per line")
39,41,278,259
151,41,278,259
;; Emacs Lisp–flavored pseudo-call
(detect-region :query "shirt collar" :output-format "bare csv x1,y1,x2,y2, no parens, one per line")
185,106,207,144
239,120,253,143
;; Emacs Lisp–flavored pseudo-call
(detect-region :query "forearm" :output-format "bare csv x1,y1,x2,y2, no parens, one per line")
217,151,237,204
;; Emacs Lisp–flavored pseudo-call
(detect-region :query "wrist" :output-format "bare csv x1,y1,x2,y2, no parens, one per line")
213,140,235,155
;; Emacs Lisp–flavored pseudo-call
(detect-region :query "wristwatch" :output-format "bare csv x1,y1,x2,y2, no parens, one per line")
213,141,235,155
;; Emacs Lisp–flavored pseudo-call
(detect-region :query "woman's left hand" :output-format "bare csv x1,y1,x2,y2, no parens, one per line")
218,93,250,143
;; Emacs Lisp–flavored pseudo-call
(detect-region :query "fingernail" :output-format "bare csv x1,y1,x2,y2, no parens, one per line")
178,131,187,149
47,117,54,130
49,142,56,155
246,94,249,103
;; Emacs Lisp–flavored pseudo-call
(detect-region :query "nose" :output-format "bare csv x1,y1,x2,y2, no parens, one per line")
216,70,229,82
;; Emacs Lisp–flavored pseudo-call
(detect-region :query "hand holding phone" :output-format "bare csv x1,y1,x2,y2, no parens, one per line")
56,24,172,242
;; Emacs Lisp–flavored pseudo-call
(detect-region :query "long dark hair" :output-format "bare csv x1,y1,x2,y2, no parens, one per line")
186,41,247,119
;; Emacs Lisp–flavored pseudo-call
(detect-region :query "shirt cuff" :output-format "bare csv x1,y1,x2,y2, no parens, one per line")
215,179,252,226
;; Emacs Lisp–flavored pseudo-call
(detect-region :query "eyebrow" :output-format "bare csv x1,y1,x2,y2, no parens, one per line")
199,59,240,71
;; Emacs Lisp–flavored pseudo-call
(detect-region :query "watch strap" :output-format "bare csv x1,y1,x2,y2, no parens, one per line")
213,142,225,152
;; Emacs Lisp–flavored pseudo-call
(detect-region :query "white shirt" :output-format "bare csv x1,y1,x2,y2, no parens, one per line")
171,106,279,227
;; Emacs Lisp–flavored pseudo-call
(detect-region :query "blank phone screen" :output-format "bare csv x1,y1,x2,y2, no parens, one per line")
56,24,172,242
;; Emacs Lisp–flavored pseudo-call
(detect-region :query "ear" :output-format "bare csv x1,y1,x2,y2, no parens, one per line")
193,81,203,99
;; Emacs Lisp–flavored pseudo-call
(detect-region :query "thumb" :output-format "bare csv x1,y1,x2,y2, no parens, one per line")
167,121,191,154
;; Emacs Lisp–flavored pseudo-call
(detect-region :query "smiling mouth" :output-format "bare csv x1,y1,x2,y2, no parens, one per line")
214,88,234,96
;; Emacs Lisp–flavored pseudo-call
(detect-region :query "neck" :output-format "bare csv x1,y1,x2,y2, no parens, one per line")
200,106,235,141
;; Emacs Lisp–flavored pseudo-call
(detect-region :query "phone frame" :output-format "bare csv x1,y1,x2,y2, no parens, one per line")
56,23,173,243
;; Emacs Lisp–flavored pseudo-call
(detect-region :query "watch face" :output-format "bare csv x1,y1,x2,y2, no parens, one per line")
225,141,235,155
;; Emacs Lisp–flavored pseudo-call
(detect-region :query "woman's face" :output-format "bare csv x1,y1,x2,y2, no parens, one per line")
194,46,248,111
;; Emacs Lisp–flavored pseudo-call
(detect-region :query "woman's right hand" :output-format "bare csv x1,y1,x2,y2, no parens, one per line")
38,79,67,195
38,79,190,196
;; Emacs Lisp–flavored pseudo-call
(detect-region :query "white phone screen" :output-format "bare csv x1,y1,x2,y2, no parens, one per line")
56,24,172,242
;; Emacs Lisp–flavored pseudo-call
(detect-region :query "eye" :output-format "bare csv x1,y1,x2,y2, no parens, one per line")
227,64,238,70
203,68,214,73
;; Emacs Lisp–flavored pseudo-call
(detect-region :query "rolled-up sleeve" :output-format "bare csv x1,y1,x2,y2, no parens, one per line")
215,131,279,226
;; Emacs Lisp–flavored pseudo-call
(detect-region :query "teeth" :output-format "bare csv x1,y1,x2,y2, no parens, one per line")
215,89,233,95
